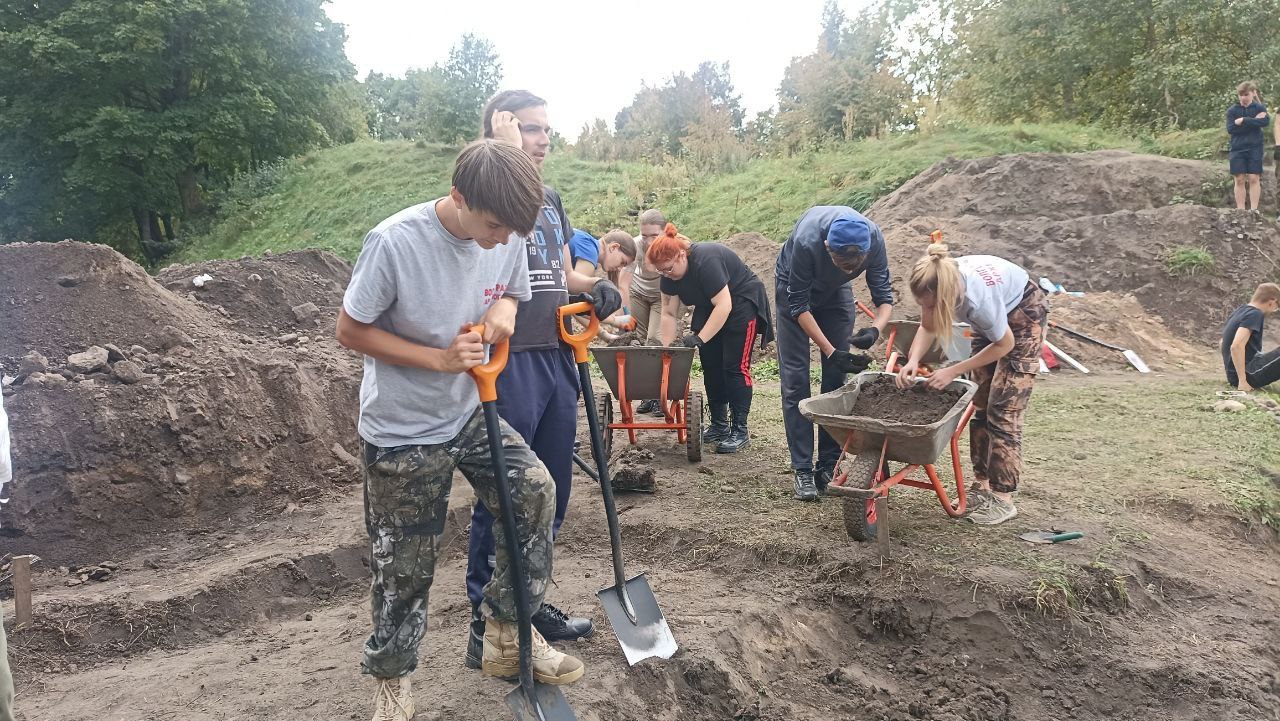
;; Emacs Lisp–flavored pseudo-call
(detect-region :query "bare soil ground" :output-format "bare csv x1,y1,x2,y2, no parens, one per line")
2,149,1279,720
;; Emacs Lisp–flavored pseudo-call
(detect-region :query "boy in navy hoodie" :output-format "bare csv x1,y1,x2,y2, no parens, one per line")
1227,81,1270,210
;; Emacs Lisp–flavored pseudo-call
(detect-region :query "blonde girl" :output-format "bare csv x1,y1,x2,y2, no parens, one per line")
896,244,1048,525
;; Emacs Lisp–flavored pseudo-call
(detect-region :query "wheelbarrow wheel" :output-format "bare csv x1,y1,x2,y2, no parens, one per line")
686,390,703,463
596,391,615,461
838,454,884,542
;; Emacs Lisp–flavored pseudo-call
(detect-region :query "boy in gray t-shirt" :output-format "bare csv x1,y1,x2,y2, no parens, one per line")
337,140,586,720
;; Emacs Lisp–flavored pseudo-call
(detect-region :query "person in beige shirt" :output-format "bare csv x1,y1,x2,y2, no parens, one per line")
629,209,689,414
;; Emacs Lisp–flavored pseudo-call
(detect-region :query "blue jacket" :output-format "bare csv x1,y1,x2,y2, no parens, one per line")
774,206,894,320
1227,101,1269,151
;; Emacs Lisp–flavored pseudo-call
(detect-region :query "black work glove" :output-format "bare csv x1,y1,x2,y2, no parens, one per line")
589,280,623,320
678,334,704,349
849,326,880,350
828,349,872,373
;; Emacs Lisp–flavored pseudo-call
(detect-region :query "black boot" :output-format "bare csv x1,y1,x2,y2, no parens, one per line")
716,403,751,454
702,402,731,446
464,604,484,669
636,399,660,415
815,465,834,494
532,602,594,642
793,469,818,501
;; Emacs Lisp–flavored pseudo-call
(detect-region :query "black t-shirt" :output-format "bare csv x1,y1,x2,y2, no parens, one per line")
1221,304,1265,385
660,243,773,343
509,186,571,352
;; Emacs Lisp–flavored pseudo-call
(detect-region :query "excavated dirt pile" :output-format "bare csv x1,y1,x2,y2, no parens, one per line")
0,242,361,565
868,150,1280,350
851,377,965,424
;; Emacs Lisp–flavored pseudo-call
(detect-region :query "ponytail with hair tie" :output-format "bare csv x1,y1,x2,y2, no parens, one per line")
909,237,961,345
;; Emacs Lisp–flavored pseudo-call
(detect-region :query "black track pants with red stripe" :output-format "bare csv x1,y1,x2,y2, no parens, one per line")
701,317,758,414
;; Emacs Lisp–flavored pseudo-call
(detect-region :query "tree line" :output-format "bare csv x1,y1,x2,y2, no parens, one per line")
2,0,1275,261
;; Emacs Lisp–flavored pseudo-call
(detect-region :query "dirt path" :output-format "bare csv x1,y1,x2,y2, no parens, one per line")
7,375,1278,721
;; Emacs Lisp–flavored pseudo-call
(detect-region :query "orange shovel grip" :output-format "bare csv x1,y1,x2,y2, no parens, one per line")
557,301,599,363
466,324,509,402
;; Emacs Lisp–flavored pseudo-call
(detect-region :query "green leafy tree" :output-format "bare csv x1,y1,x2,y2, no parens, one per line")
0,0,356,263
362,34,501,143
612,61,747,162
773,2,915,151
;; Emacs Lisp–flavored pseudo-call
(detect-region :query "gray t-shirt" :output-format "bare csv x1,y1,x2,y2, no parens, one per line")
630,234,661,299
343,199,531,447
955,255,1029,342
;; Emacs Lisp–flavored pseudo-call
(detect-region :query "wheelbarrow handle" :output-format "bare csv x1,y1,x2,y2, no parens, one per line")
557,301,599,364
466,324,509,403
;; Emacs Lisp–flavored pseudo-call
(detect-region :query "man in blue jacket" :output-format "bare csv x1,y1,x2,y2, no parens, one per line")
775,207,894,501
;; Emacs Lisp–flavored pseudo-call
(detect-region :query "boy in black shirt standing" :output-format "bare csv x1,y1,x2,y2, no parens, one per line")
1222,283,1280,391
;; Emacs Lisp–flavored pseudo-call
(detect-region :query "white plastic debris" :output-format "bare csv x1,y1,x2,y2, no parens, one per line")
192,273,214,288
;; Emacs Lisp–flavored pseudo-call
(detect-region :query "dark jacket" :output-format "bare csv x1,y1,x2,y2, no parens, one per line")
1227,101,1270,151
774,206,894,320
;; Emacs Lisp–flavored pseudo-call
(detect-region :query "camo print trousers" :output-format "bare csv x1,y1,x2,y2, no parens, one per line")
968,283,1048,494
359,408,555,679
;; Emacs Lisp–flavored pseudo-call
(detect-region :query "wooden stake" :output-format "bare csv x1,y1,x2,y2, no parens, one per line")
875,497,890,559
12,555,32,628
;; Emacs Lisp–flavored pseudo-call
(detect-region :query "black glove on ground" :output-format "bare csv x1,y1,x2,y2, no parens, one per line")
590,280,623,320
849,326,880,349
828,349,872,373
679,334,704,349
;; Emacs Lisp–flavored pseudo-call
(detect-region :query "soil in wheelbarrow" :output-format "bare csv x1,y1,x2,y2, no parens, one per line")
851,376,966,425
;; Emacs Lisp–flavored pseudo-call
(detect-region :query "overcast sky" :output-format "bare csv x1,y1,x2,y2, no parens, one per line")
325,0,873,138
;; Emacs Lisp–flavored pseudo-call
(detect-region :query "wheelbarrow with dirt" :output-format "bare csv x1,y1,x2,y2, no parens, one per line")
799,371,978,541
590,345,703,463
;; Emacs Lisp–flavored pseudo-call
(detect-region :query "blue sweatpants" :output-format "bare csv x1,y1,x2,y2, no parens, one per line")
466,346,579,608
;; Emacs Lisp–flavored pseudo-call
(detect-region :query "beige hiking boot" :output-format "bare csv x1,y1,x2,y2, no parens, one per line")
482,617,585,685
371,674,414,721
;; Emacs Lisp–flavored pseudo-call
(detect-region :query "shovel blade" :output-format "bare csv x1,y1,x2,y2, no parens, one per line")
1123,350,1151,374
597,574,678,665
505,682,576,721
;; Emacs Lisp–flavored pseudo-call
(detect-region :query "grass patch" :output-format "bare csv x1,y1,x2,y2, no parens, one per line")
1164,246,1216,277
174,122,1226,264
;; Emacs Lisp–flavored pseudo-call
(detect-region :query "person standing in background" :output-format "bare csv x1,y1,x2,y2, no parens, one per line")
1227,80,1269,211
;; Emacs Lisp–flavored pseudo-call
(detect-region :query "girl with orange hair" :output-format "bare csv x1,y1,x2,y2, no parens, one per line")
647,224,772,453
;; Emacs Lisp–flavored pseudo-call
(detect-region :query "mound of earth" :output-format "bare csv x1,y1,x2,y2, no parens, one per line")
156,250,352,336
0,242,360,565
859,151,1280,353
871,149,1266,224
1046,293,1213,371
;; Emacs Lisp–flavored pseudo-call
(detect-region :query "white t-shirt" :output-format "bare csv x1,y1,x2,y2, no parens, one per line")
955,255,1029,342
343,200,531,447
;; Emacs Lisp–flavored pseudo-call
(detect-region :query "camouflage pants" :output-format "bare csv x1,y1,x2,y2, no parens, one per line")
360,408,556,679
968,283,1048,494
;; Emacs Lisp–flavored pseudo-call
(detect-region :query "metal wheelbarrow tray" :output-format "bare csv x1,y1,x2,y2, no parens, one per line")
800,371,977,466
590,345,704,463
799,371,979,541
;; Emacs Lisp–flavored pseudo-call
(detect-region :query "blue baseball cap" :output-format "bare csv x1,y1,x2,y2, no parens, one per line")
826,216,873,253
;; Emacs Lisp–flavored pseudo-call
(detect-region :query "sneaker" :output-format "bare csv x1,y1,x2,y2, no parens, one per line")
636,399,659,415
532,602,594,642
464,606,484,670
963,484,992,514
793,469,818,501
967,494,1017,525
370,675,414,721
482,618,586,685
